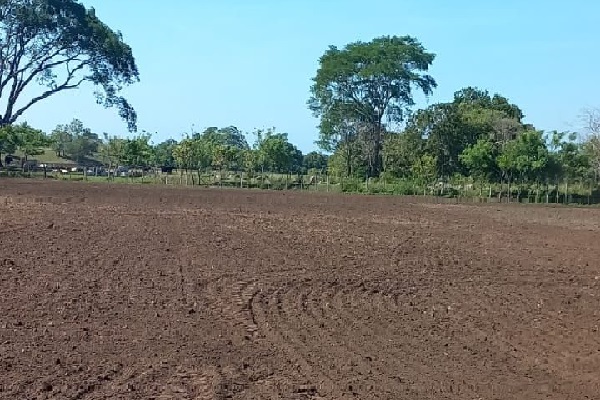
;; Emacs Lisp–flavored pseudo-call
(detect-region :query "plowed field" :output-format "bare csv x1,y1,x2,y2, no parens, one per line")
2,180,600,399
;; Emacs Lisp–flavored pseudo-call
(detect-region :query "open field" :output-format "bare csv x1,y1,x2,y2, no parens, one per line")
2,180,600,399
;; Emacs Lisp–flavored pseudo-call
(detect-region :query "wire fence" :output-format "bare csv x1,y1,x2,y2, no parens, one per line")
2,166,600,206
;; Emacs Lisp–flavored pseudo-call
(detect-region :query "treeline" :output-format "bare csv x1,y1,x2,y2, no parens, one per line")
1,11,600,200
1,90,600,198
0,121,329,175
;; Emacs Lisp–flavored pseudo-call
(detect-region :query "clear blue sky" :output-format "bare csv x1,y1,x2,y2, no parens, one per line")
19,0,600,153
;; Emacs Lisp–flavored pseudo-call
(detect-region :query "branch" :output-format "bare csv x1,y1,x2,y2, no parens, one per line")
4,32,30,118
9,63,87,124
0,26,29,98
15,30,70,76
13,54,86,102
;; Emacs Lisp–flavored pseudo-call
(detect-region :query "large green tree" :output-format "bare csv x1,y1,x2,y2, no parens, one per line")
308,35,437,177
0,0,139,130
401,87,526,177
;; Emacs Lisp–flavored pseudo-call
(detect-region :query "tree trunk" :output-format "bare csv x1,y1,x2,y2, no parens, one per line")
346,145,351,177
372,118,383,177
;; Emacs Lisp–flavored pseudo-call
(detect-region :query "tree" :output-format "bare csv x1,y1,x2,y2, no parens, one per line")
303,151,328,173
98,133,125,176
459,138,500,185
0,0,139,130
405,103,466,177
401,87,526,178
10,122,49,168
581,108,600,182
308,35,437,177
0,123,18,164
197,126,249,150
172,137,195,173
120,133,152,168
173,135,212,183
51,119,99,163
253,128,302,173
327,140,368,178
211,143,241,172
549,131,590,198
49,125,70,158
497,130,549,196
453,86,524,122
411,154,437,190
153,139,177,168
382,131,423,178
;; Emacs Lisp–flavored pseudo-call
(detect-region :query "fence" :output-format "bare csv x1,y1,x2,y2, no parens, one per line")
2,167,600,206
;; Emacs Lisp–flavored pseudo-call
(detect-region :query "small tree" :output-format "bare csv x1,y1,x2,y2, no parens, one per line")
51,119,99,164
411,154,437,193
497,130,549,199
460,138,499,194
0,124,18,165
10,122,49,171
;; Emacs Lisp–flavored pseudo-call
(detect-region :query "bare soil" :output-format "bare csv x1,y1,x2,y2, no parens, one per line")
2,179,600,399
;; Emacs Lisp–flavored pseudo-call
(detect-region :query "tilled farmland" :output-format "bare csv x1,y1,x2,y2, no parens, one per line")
2,180,600,399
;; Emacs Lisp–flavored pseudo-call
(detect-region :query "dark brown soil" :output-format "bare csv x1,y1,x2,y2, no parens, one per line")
2,179,600,399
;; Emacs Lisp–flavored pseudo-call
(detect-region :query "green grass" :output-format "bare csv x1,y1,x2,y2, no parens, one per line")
13,148,102,166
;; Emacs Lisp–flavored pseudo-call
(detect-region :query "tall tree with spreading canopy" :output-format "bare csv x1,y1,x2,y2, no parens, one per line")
0,0,139,130
308,35,437,176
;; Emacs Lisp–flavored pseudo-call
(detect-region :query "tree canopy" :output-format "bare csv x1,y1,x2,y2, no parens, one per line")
1,28,599,203
0,0,139,130
308,35,437,176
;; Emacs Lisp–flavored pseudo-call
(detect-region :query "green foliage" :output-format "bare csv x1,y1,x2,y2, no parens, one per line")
98,134,125,168
197,126,249,151
153,139,178,167
0,124,18,156
1,20,599,202
402,87,525,178
0,122,49,165
382,131,423,178
120,134,153,167
453,87,524,122
303,151,328,173
253,128,303,173
0,0,139,130
309,35,437,176
327,142,368,178
411,154,437,186
50,119,99,163
497,130,549,183
460,139,500,182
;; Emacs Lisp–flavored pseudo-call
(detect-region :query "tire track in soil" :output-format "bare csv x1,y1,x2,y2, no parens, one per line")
252,284,339,397
5,182,600,399
250,277,431,398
